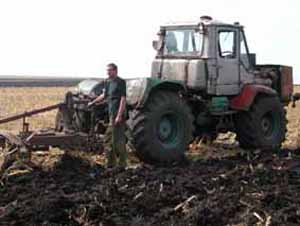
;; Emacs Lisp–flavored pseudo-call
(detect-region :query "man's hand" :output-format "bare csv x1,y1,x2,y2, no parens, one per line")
87,101,94,108
88,93,105,108
114,115,122,125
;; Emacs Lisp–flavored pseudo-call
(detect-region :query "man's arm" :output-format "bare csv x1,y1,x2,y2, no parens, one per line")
88,81,107,106
114,79,126,124
89,93,105,106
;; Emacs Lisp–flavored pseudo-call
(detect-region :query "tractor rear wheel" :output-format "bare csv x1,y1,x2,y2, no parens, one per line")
129,91,194,165
235,96,286,150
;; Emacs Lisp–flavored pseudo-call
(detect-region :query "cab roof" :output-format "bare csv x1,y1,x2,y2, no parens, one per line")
160,16,242,30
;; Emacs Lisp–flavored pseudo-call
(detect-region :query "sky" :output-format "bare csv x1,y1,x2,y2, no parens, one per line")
0,0,299,82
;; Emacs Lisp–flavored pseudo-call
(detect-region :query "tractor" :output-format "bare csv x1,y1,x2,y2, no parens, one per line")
55,16,293,165
0,16,293,169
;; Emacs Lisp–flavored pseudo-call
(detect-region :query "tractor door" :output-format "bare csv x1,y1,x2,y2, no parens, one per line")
215,28,240,95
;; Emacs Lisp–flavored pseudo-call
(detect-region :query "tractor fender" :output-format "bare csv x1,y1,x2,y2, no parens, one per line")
230,84,277,111
126,77,186,108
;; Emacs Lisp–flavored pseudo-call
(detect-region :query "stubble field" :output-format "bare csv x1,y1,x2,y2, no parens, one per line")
1,86,300,226
0,87,71,132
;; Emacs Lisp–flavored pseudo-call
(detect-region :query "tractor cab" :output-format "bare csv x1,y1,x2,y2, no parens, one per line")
151,16,256,96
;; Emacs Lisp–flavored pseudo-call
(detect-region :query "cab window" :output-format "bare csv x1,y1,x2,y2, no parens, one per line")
163,30,203,56
218,30,236,58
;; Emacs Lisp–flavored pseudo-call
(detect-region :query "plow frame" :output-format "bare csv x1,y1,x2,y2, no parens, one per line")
0,95,105,172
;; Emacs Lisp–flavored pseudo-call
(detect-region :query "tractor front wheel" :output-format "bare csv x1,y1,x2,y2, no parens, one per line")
129,91,194,165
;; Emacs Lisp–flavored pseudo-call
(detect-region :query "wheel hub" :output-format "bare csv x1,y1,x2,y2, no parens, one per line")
157,114,178,144
261,113,275,137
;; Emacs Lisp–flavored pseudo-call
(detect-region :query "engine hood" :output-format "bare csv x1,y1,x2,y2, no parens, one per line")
75,79,104,97
75,78,178,109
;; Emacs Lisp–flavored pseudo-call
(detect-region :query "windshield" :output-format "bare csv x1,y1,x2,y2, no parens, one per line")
163,29,203,56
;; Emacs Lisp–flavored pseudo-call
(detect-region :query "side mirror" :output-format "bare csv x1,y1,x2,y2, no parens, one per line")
152,40,163,51
152,40,158,50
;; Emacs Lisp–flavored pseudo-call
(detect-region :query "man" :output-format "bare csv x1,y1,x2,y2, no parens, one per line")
88,63,127,168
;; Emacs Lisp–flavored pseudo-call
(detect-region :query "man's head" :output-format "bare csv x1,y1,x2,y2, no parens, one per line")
107,63,118,79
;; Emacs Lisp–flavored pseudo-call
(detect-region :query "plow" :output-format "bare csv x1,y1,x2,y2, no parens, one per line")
0,92,105,173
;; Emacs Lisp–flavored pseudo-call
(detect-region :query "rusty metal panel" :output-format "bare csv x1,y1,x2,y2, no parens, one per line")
230,84,276,111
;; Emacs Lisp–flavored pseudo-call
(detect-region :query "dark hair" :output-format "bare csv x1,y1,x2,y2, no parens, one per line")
107,63,118,71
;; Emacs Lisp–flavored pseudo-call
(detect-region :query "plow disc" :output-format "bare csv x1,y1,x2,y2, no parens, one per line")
0,131,29,174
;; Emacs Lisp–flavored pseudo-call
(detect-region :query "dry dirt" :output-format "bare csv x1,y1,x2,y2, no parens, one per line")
1,87,300,226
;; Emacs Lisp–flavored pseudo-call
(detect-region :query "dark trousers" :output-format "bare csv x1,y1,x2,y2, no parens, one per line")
104,117,127,167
